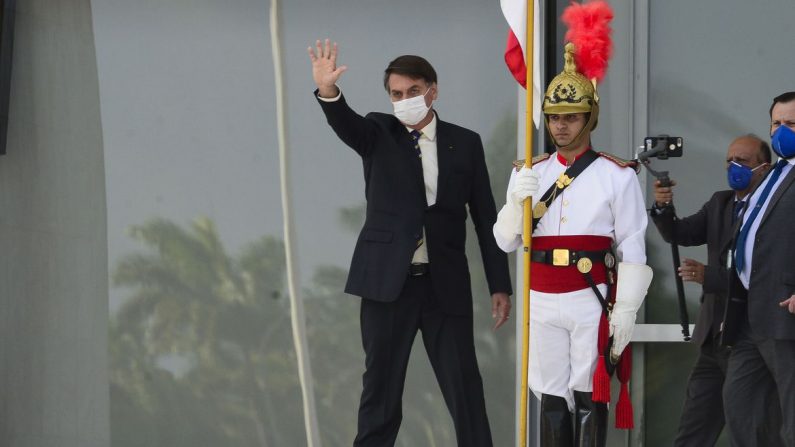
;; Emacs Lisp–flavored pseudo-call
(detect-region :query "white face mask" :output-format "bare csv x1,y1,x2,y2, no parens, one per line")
392,87,433,126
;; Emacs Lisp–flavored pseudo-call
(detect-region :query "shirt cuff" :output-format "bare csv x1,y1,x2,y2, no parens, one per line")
316,86,341,102
649,202,670,216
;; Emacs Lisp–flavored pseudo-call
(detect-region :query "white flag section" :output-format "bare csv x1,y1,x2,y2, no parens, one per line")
501,0,542,127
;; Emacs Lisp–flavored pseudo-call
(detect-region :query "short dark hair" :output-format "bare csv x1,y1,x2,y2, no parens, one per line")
769,91,795,118
383,55,437,92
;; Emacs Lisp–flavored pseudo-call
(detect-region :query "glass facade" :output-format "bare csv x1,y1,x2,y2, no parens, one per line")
643,1,795,444
90,0,795,445
94,0,518,445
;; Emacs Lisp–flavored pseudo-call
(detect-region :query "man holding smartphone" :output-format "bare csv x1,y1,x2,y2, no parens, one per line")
651,135,773,446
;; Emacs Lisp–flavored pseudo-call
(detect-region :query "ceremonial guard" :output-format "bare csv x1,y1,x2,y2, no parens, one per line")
493,3,652,445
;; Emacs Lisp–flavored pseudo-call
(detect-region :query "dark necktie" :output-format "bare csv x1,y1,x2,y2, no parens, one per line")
734,159,787,272
410,130,422,158
732,200,745,224
410,129,424,251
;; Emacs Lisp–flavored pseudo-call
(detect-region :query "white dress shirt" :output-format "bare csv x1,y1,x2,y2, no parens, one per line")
408,117,438,264
737,157,795,288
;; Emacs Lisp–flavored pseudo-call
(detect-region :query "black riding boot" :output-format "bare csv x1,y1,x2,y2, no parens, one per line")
573,391,607,447
540,393,573,447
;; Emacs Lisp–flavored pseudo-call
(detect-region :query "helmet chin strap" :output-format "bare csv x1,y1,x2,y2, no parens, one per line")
548,125,590,151
544,104,599,151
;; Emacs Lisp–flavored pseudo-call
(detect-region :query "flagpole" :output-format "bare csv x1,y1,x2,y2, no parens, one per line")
519,0,535,445
270,0,322,445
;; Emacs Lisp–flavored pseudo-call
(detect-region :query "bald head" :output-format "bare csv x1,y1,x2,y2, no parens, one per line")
727,134,771,166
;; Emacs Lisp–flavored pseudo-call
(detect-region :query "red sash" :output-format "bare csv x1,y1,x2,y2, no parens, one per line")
530,235,612,293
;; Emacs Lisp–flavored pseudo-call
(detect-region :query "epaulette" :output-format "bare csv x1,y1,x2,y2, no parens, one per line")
598,151,640,173
512,153,551,172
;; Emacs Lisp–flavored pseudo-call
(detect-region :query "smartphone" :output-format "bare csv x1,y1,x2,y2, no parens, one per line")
642,136,683,159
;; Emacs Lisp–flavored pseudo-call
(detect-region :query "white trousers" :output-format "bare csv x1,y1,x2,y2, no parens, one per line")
528,284,606,410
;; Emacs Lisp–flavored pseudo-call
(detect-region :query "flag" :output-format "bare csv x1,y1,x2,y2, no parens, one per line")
501,0,541,127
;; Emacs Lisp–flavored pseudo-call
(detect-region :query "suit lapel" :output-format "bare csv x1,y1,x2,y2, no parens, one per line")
718,193,738,255
758,163,795,228
435,119,452,205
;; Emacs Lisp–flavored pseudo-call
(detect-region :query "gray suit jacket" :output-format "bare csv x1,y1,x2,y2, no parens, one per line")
652,190,736,346
743,164,795,340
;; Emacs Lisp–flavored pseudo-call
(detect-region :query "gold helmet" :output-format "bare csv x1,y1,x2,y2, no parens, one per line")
543,42,600,150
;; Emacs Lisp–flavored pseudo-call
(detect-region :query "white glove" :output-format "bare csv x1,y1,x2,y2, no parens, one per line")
609,262,653,361
510,167,540,208
494,167,540,241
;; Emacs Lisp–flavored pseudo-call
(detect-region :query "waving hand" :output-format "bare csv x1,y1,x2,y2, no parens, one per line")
307,39,347,98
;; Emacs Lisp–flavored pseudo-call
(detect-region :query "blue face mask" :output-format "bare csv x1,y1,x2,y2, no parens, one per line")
771,125,795,159
727,161,766,191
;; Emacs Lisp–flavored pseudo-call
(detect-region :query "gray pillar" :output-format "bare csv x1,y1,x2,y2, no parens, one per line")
0,1,109,446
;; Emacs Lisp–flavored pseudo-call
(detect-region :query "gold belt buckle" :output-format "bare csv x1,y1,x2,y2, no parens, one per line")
552,248,570,266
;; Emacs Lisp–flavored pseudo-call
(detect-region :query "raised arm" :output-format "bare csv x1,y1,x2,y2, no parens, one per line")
308,39,376,157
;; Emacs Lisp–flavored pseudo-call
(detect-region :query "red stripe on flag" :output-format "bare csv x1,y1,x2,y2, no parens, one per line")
504,30,526,88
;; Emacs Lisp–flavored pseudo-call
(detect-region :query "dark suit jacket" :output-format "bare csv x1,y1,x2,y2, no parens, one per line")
743,164,795,340
316,92,512,315
652,190,736,346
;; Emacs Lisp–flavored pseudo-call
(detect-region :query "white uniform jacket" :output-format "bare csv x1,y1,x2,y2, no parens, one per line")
493,151,647,267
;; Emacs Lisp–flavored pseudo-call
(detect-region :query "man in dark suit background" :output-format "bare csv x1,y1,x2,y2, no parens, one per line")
307,39,513,447
722,91,795,446
650,135,771,446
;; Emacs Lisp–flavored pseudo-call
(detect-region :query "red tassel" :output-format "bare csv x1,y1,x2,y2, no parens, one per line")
592,355,610,403
615,382,634,429
592,313,611,403
597,313,609,351
614,345,633,429
616,345,632,381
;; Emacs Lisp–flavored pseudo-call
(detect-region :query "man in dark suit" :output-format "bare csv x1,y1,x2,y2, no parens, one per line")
650,135,771,446
722,91,795,446
307,39,513,447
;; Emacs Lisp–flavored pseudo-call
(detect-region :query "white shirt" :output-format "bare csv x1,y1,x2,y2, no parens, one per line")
493,152,648,264
318,88,438,263
737,157,795,288
407,116,438,263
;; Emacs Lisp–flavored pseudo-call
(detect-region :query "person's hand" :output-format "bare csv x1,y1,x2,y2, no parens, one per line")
609,263,653,360
653,179,676,207
678,258,704,285
307,38,347,98
779,295,795,314
609,311,635,361
509,167,540,208
491,293,512,330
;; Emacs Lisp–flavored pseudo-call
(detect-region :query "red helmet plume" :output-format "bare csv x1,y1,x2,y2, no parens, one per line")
562,0,614,83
